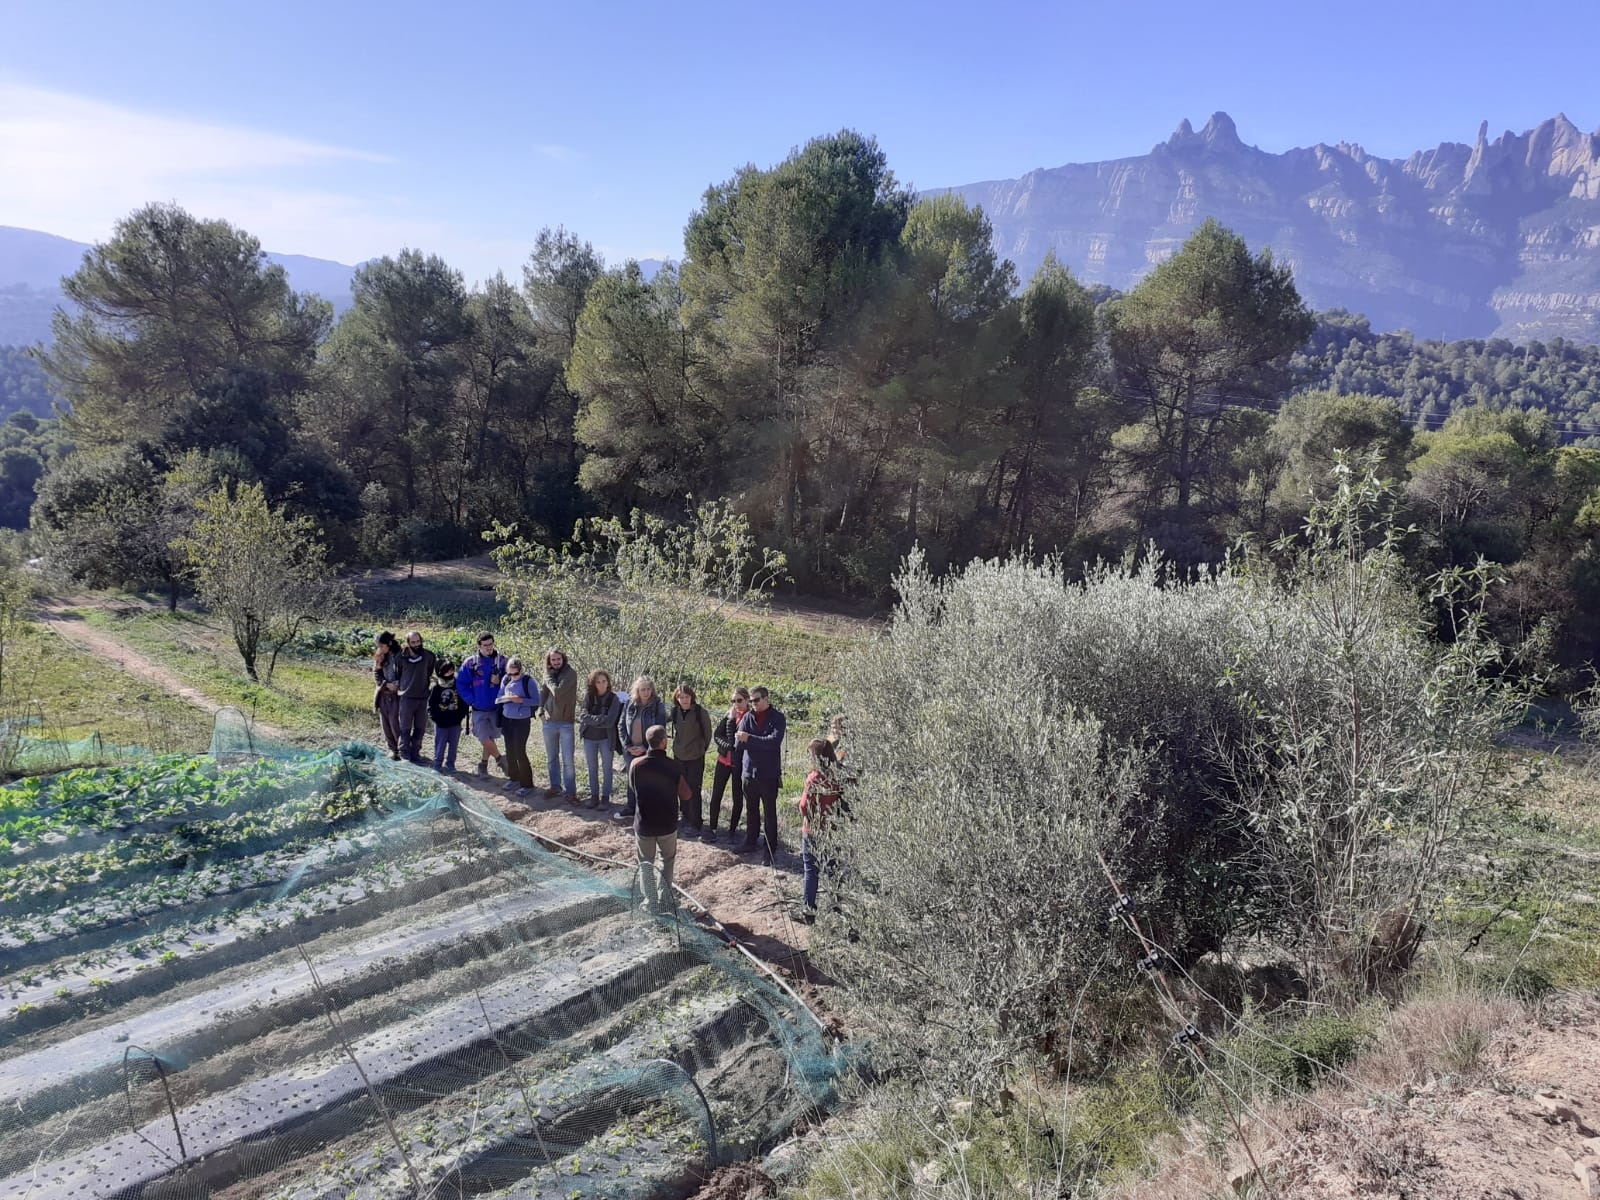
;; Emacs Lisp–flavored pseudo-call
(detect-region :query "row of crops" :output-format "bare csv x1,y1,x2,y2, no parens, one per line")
0,737,841,1199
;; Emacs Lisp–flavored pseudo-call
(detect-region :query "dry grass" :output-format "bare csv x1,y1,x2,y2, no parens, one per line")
1112,990,1554,1200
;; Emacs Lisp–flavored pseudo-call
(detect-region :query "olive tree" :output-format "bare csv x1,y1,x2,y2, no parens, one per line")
1225,463,1525,990
820,553,1143,1094
820,463,1521,1093
177,482,350,682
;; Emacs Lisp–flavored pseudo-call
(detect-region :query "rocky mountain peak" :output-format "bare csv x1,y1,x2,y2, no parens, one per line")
1200,111,1241,148
935,111,1600,342
1166,111,1244,153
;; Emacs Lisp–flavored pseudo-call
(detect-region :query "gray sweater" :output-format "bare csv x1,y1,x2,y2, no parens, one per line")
395,648,437,699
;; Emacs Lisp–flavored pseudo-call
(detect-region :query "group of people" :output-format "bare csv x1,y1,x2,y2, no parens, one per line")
373,630,850,919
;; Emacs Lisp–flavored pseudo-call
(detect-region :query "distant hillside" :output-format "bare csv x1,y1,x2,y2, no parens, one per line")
937,112,1600,343
0,226,358,346
0,345,52,417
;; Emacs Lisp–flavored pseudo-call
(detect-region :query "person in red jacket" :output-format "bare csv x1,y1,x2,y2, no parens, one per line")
798,738,843,922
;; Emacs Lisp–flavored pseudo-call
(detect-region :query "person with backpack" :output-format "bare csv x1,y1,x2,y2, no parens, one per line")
394,631,437,764
428,659,466,773
735,685,787,860
705,687,749,842
578,668,624,809
373,631,403,760
798,738,844,922
538,647,579,803
669,684,713,836
613,675,669,821
455,632,507,778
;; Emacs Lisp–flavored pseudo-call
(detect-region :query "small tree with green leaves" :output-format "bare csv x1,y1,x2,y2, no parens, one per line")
177,483,351,682
489,498,787,693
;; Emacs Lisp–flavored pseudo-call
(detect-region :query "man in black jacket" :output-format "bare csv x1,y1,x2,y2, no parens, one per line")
629,725,691,912
395,630,437,764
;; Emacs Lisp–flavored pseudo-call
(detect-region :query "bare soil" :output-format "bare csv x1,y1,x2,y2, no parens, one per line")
1128,993,1600,1200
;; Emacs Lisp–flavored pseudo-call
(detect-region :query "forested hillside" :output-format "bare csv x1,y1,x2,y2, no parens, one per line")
1292,310,1600,440
13,139,1600,683
0,346,52,417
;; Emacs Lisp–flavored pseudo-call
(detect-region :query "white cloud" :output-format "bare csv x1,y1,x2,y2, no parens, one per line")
532,143,578,162
0,82,450,266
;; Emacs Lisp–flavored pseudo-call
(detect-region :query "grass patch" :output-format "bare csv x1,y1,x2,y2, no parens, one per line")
2,621,210,759
81,608,372,739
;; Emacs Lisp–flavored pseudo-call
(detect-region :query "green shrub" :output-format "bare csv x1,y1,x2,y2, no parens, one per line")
1221,1009,1378,1094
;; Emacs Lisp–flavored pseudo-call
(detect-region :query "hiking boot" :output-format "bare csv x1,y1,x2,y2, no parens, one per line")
544,785,562,799
388,751,401,761
565,793,581,805
475,760,489,778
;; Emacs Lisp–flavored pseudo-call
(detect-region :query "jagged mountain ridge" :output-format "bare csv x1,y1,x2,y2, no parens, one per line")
936,112,1600,342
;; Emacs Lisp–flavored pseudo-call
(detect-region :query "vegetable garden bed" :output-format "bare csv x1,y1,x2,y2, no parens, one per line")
0,738,842,1199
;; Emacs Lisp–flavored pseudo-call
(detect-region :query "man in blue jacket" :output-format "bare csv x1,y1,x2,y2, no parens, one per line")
455,632,508,778
736,685,786,861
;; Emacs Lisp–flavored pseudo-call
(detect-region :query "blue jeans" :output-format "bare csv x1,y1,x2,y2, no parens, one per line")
542,721,577,795
583,738,615,800
432,724,461,771
802,834,826,910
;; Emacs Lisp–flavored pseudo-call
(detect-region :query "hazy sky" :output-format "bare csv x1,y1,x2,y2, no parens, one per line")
1,0,1593,282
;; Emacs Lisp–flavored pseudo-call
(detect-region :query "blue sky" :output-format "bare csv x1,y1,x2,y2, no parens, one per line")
1,0,1594,282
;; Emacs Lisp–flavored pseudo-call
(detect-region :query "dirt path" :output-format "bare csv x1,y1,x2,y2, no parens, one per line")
450,772,826,993
34,597,291,741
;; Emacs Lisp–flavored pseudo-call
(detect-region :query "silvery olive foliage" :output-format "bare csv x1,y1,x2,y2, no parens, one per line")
820,462,1518,1089
819,551,1145,1094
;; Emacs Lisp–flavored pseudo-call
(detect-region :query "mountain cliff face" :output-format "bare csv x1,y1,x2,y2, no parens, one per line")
938,112,1600,342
